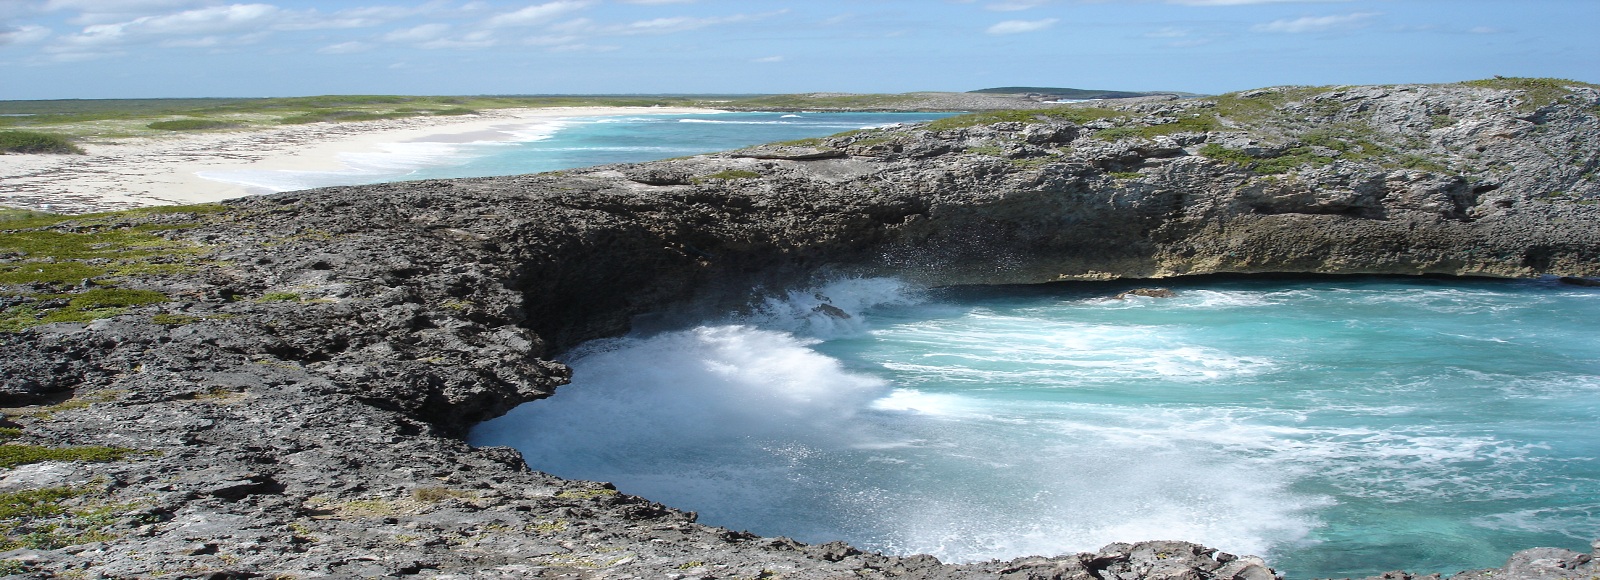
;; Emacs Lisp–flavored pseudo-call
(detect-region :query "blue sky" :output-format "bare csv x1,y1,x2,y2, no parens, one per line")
1,0,1596,100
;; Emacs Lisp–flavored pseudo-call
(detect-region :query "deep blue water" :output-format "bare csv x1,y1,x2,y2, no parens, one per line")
472,276,1600,579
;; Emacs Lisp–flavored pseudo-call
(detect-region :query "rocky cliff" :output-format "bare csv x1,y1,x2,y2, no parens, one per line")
1,79,1598,578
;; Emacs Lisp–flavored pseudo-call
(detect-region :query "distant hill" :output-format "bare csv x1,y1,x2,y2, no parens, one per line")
969,87,1199,100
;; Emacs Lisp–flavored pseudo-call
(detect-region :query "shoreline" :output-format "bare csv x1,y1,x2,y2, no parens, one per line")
0,106,725,214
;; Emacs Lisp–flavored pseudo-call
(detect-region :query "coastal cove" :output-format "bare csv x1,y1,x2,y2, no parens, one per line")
473,274,1600,579
3,80,1600,578
3,107,954,214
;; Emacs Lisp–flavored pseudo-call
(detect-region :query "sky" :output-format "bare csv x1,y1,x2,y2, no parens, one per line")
0,0,1596,100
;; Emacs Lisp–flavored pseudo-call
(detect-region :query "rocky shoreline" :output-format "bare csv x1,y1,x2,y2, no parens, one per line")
2,79,1599,578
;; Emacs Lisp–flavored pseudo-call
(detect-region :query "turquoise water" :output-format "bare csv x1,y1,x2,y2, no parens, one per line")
199,112,951,192
471,276,1600,579
405,112,951,182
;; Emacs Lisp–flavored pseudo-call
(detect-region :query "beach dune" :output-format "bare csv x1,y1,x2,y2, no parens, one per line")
0,106,722,214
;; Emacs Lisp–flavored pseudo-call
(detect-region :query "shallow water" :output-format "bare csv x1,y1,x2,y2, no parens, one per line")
470,276,1600,579
200,111,950,192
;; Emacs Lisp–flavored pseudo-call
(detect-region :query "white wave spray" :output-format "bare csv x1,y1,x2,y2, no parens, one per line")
470,278,1325,563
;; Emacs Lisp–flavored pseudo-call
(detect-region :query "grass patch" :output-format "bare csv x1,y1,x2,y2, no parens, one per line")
555,488,619,500
150,313,204,325
146,119,239,131
1458,77,1599,111
412,487,473,503
926,106,1124,131
0,445,148,469
0,205,216,332
1198,125,1395,175
1,289,168,332
0,131,84,155
770,137,825,147
1210,86,1342,124
701,170,761,180
256,292,302,303
0,485,141,551
1199,143,1334,175
1095,114,1221,141
1108,172,1144,180
278,110,411,124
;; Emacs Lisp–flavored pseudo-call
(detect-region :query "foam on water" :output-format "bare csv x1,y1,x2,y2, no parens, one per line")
471,276,1600,579
198,111,954,193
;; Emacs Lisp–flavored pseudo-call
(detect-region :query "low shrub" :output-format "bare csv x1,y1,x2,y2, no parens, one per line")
147,119,239,131
0,131,84,155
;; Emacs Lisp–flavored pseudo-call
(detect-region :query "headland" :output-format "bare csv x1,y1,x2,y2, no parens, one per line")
2,79,1599,578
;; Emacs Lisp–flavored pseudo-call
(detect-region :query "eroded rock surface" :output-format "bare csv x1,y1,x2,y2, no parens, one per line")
2,80,1600,578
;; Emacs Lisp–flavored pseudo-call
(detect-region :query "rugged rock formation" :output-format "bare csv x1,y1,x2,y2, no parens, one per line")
1,79,1598,578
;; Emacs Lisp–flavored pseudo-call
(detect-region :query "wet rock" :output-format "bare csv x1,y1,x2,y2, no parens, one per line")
1115,288,1177,299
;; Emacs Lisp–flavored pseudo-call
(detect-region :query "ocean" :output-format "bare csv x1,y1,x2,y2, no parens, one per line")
471,275,1600,579
267,112,1597,579
197,111,952,193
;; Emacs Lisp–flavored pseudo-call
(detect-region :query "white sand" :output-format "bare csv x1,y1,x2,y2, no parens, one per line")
0,106,723,214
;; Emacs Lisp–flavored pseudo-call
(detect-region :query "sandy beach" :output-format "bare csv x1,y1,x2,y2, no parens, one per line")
0,106,723,214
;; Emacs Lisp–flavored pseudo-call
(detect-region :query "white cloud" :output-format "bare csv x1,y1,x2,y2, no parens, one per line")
418,29,496,50
987,0,1050,10
384,22,450,43
547,42,617,52
1253,12,1378,33
1145,27,1188,38
550,10,783,37
42,0,211,25
619,0,696,4
485,0,592,28
0,24,50,45
318,40,373,54
1170,0,1352,5
986,18,1057,34
1469,26,1501,34
752,55,783,63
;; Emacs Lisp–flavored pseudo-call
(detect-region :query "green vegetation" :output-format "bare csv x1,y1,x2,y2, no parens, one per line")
0,204,219,332
0,485,141,551
701,170,761,180
1199,143,1334,175
555,488,619,500
927,106,1124,131
278,110,415,125
3,391,125,421
146,119,239,131
150,313,204,325
0,130,84,154
1,289,168,332
0,94,721,138
1109,172,1144,180
968,87,1195,99
256,292,302,303
0,445,147,469
1094,114,1220,141
412,487,473,503
726,93,930,110
0,428,21,441
1211,86,1344,124
770,137,825,147
1196,124,1401,175
1458,77,1600,111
